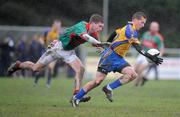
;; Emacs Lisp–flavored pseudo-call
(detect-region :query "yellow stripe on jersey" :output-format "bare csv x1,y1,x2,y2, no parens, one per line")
111,23,140,57
115,28,121,34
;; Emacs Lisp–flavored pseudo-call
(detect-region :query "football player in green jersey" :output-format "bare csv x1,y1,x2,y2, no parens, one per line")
7,14,106,102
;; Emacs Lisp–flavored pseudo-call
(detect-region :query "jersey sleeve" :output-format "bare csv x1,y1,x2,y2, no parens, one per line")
157,33,165,49
75,22,87,36
140,32,146,41
125,25,133,39
115,28,121,34
156,36,163,50
107,31,117,42
106,28,120,42
69,22,88,41
125,25,140,44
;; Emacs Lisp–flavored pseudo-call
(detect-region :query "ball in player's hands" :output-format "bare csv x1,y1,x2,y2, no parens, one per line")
146,49,160,63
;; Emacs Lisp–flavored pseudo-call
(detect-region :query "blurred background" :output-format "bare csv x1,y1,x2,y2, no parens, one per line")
0,0,180,79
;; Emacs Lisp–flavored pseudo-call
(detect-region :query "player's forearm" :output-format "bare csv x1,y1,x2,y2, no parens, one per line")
132,43,146,56
132,43,156,61
159,48,164,56
82,34,101,44
107,31,117,42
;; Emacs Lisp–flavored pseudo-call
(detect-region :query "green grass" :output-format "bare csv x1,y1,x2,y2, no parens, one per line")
0,77,180,117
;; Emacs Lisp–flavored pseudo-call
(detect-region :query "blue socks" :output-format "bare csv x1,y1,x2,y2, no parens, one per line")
75,88,86,100
75,80,122,100
107,79,122,90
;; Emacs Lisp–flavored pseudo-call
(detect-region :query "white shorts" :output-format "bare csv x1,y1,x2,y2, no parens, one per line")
38,40,78,65
136,54,149,65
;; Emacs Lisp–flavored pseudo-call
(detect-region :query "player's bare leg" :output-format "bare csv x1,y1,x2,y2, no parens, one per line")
102,66,138,102
83,71,107,91
68,58,85,94
7,60,45,75
48,61,56,75
33,62,48,87
45,61,56,88
70,66,138,107
68,58,91,103
134,64,148,86
71,71,106,107
7,61,22,75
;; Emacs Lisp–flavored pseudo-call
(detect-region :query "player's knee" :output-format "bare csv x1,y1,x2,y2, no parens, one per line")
129,71,138,80
95,79,103,86
48,66,53,71
81,66,85,73
123,74,132,83
75,66,85,75
32,65,41,73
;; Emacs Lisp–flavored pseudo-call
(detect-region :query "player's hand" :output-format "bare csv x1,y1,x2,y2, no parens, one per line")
146,53,163,65
96,47,104,55
96,42,111,49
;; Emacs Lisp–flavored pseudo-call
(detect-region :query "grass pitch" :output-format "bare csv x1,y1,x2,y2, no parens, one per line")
0,77,180,117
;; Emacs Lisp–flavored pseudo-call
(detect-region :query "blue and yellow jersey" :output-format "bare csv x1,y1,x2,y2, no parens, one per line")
44,28,59,47
110,23,140,57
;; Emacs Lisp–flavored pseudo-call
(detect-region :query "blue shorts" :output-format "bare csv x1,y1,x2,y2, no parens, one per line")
97,48,130,74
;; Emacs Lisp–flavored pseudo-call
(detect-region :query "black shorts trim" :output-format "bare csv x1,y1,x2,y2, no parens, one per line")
116,63,131,73
97,63,131,75
97,67,108,75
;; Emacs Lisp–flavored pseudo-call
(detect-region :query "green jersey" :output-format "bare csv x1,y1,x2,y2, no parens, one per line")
59,21,98,50
141,31,164,52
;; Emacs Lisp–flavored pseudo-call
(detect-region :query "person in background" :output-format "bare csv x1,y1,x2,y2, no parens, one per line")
7,14,106,103
34,20,62,88
134,21,164,86
15,35,28,77
0,36,15,76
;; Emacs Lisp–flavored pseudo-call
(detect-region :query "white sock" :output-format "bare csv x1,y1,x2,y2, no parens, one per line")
106,84,112,91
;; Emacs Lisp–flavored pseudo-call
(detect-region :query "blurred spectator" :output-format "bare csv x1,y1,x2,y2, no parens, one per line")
15,35,29,77
134,21,164,86
34,19,62,88
16,35,28,63
28,35,45,63
0,36,15,76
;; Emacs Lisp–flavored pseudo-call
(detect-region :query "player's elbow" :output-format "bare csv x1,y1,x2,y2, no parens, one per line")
32,67,41,73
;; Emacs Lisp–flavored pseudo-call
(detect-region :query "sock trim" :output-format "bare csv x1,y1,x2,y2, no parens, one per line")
107,84,112,91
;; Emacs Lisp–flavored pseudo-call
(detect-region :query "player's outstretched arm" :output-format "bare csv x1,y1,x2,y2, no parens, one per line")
82,34,101,44
82,34,111,48
107,31,117,42
132,43,163,65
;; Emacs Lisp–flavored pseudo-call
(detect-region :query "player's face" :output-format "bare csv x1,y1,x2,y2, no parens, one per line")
91,22,104,33
135,17,146,30
150,22,159,33
53,22,61,31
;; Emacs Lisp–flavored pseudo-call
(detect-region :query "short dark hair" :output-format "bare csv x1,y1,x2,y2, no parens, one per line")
89,14,104,23
132,12,147,20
